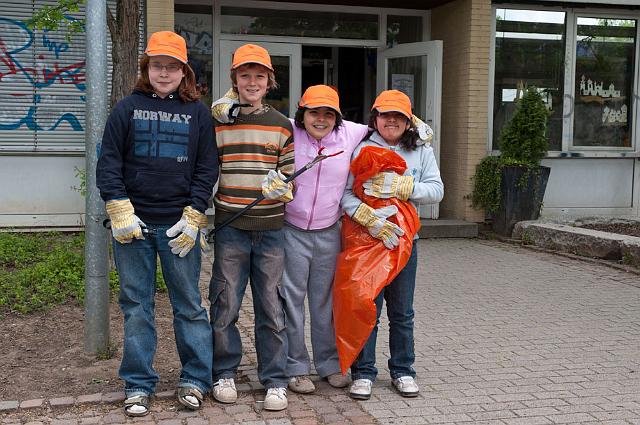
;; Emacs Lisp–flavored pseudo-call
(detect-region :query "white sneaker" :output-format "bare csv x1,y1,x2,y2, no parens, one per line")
349,378,372,400
392,376,419,397
212,378,237,403
264,387,288,411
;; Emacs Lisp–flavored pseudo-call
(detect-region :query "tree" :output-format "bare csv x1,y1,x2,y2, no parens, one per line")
27,0,141,107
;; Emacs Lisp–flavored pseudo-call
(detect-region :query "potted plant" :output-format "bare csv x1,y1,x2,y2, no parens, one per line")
471,85,552,236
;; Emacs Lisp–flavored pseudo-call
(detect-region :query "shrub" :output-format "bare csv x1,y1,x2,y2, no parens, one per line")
471,86,550,213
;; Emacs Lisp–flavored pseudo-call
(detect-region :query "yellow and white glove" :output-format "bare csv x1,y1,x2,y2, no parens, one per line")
363,171,414,201
196,211,211,255
211,88,240,123
411,115,433,146
352,203,404,249
261,170,293,203
166,206,206,257
105,199,146,244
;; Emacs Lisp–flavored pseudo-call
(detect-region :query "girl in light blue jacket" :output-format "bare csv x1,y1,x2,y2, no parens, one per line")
341,90,444,401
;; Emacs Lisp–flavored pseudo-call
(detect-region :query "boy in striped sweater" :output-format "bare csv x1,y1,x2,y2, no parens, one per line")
208,44,294,411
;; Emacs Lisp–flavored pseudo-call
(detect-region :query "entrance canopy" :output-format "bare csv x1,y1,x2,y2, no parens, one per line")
265,0,455,8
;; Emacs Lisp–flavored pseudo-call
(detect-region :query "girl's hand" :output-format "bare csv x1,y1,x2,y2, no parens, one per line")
363,172,414,201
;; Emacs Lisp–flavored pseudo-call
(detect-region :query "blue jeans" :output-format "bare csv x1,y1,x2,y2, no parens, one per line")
208,225,288,388
351,243,418,382
113,224,213,397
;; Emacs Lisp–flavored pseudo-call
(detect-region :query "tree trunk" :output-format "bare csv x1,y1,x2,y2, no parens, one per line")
107,0,141,108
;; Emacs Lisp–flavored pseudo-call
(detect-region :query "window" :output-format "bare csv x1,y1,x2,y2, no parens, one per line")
492,6,639,153
573,18,636,147
220,7,379,40
387,15,423,47
493,8,565,151
175,5,213,107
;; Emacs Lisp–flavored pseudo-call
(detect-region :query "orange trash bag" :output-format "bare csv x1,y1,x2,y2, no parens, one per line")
333,145,420,374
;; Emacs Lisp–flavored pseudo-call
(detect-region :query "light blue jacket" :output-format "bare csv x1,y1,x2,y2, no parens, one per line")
341,131,445,228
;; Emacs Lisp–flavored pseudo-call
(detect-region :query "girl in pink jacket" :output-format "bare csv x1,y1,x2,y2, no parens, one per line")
283,85,368,393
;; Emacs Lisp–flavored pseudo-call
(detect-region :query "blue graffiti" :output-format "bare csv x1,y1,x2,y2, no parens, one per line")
42,31,69,59
0,17,85,132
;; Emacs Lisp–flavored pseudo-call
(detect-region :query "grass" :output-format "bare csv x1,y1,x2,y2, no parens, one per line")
0,232,166,314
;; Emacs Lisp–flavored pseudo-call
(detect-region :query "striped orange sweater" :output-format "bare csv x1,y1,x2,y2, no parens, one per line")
213,106,294,230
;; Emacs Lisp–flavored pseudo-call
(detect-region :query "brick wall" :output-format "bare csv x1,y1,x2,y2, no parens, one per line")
147,0,174,35
432,0,491,222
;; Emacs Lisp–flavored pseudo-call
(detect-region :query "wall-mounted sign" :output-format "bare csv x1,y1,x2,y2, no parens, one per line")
391,74,415,105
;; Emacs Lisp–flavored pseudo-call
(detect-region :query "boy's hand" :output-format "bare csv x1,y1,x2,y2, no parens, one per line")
166,206,205,257
351,203,404,249
363,172,414,201
105,199,146,244
261,170,293,203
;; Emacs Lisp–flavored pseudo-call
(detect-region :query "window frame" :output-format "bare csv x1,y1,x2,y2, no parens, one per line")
214,0,429,48
489,3,640,158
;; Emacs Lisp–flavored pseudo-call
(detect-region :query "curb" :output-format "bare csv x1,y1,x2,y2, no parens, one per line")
0,384,260,414
1,391,167,414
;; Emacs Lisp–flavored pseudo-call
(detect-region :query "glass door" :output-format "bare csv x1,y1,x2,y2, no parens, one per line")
219,40,302,118
377,41,443,219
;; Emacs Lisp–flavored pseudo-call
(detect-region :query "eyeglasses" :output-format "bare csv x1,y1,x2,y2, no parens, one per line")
149,62,183,73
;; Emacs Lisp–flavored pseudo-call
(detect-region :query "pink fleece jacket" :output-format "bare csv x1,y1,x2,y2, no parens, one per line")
285,119,369,230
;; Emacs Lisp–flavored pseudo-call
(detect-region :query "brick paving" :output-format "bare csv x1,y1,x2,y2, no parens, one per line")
2,238,640,424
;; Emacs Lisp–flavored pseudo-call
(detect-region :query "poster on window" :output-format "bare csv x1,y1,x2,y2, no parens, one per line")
391,74,415,105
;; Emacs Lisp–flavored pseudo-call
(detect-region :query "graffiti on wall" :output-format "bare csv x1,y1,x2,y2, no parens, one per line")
0,17,85,132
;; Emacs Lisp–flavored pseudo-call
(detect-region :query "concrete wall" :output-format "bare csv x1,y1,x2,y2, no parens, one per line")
147,0,174,34
0,156,86,228
431,0,490,222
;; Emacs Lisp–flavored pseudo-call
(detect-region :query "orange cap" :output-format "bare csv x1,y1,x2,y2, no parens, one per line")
371,90,412,119
144,31,188,64
232,44,273,71
298,85,341,115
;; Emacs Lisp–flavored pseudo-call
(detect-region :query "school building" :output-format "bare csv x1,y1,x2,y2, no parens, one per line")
1,0,639,228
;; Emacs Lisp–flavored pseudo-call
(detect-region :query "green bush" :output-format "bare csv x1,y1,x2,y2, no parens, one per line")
498,86,550,168
471,86,551,213
0,232,166,314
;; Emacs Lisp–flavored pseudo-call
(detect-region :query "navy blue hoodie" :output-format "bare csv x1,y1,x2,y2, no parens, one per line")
96,89,218,225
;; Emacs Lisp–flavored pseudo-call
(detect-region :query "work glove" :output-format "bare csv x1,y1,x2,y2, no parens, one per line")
211,88,241,123
105,199,146,244
196,211,211,255
411,115,433,146
166,206,206,257
352,203,404,249
363,171,414,201
261,170,293,203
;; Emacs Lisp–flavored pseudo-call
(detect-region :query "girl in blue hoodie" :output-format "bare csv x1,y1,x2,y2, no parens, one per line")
341,90,444,401
96,31,218,417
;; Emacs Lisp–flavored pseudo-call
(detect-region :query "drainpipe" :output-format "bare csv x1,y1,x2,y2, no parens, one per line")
84,0,110,354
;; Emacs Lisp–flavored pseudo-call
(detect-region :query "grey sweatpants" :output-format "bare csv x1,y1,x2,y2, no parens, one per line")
281,221,342,378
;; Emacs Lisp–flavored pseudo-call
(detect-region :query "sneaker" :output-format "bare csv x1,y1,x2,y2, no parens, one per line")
349,378,372,400
212,378,237,403
326,373,350,388
392,376,419,397
288,375,315,393
264,387,288,411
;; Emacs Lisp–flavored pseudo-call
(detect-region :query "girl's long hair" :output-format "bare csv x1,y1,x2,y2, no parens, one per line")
366,110,419,150
134,54,200,102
